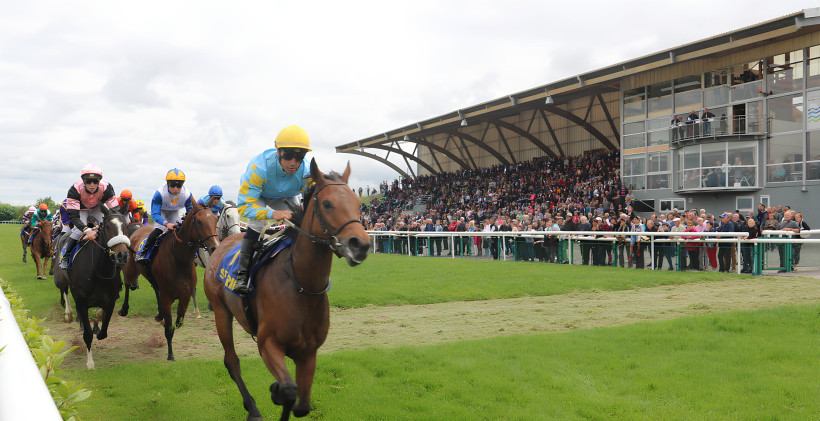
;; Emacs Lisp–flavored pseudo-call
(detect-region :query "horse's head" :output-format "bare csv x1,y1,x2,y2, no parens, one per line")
218,205,242,240
181,201,220,255
305,159,369,266
39,220,53,247
100,206,131,267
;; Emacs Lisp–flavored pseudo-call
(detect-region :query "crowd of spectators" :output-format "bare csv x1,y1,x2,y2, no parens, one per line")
358,150,811,272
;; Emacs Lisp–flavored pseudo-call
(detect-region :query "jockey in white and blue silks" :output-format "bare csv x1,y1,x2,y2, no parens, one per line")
231,125,313,295
135,168,194,264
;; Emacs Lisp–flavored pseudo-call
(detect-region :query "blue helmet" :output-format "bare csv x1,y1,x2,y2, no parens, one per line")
208,185,223,196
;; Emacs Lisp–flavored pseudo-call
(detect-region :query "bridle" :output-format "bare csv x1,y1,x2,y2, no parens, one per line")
285,182,363,253
218,204,240,239
173,207,219,250
83,214,130,279
284,181,362,295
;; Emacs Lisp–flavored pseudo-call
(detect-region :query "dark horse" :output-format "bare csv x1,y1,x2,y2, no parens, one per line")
120,201,219,361
52,207,131,369
204,160,370,421
20,225,31,264
30,220,54,279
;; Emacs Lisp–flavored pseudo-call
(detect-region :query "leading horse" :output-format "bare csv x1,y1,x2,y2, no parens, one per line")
204,160,370,421
52,207,131,369
120,201,219,361
30,220,54,280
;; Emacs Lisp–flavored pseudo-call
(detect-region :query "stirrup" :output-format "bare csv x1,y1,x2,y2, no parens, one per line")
232,278,253,296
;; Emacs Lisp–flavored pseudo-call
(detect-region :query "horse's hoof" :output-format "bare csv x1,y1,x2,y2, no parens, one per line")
62,314,72,323
117,309,128,317
97,331,107,340
293,405,311,418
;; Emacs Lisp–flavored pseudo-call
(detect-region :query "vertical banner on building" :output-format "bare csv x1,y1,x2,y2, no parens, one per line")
808,89,820,131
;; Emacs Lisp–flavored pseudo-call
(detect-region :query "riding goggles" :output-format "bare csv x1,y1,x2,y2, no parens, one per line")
279,147,307,162
83,177,101,185
168,181,184,188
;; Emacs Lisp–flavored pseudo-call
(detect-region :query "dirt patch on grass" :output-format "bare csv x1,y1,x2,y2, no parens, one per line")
43,276,820,370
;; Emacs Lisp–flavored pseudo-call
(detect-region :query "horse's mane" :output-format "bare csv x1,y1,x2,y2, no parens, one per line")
225,200,236,206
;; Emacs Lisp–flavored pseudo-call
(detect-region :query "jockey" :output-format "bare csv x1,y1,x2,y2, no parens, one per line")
59,164,121,269
28,203,53,242
54,199,71,235
232,125,313,295
197,185,225,218
117,189,140,224
135,168,194,265
21,206,35,235
134,199,149,225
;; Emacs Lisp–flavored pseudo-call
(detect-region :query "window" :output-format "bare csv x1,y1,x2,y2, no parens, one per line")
767,50,804,95
647,151,670,190
760,195,770,209
674,75,702,114
736,196,754,213
769,94,803,133
647,82,672,118
659,199,686,213
675,142,758,190
809,131,820,180
767,133,803,182
624,88,646,121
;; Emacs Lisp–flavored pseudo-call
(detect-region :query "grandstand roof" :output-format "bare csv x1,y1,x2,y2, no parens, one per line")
336,8,818,178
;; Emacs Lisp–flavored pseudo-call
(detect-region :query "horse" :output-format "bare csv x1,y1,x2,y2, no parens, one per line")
204,160,370,421
30,220,54,280
120,200,219,361
192,202,242,317
20,225,31,264
52,207,131,369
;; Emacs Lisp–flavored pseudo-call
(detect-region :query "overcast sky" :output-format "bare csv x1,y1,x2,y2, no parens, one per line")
0,1,811,207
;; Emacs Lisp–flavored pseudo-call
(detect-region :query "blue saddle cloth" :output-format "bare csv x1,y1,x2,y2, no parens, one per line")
59,242,83,270
28,228,39,243
136,231,172,262
217,237,293,297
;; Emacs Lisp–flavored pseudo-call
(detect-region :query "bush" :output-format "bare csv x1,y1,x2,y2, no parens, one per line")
0,278,91,420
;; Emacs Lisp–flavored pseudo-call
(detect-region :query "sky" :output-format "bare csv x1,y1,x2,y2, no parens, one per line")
0,1,812,207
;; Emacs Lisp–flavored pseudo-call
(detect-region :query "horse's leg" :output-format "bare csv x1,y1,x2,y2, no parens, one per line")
75,302,95,369
47,253,53,276
191,288,201,319
118,287,131,317
33,253,41,279
62,291,74,323
214,300,262,420
258,337,298,421
292,353,318,418
159,293,175,361
97,303,115,341
21,237,27,264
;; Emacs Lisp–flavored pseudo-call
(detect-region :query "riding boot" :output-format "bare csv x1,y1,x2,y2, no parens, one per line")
232,229,260,296
60,237,78,270
137,228,163,265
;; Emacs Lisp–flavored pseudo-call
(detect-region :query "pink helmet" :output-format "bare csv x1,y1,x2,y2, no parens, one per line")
28,206,36,212
81,164,103,178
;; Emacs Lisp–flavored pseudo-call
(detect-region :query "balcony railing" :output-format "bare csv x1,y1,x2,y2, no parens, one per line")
669,115,764,145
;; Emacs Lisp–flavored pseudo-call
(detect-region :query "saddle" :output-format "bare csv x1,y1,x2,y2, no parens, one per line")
136,230,174,264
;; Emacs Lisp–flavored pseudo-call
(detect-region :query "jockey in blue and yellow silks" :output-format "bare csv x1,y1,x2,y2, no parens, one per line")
135,168,194,265
198,185,226,218
232,125,313,295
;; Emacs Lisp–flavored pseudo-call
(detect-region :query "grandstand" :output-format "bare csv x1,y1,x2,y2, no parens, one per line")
337,9,820,225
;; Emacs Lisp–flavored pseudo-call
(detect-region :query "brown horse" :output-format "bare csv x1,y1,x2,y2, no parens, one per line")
120,201,219,361
30,220,54,279
204,160,370,421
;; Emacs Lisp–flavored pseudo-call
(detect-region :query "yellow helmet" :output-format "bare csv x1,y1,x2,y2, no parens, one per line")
136,199,145,208
165,168,186,181
274,125,312,151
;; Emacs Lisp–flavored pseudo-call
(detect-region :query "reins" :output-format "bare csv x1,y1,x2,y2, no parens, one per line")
281,181,361,295
171,207,218,250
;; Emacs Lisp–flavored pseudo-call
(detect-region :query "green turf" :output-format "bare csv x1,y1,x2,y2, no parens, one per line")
64,305,820,420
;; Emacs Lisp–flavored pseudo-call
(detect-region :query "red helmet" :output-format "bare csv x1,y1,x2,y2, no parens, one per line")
38,203,48,211
81,164,103,178
120,189,132,199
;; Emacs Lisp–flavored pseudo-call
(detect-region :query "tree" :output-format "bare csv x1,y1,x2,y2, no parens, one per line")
0,202,26,222
34,197,57,212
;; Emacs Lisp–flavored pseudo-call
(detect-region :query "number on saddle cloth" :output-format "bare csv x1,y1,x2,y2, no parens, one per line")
217,236,293,297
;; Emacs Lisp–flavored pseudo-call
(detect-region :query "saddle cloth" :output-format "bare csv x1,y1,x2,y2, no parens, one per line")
218,237,293,297
135,231,173,262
